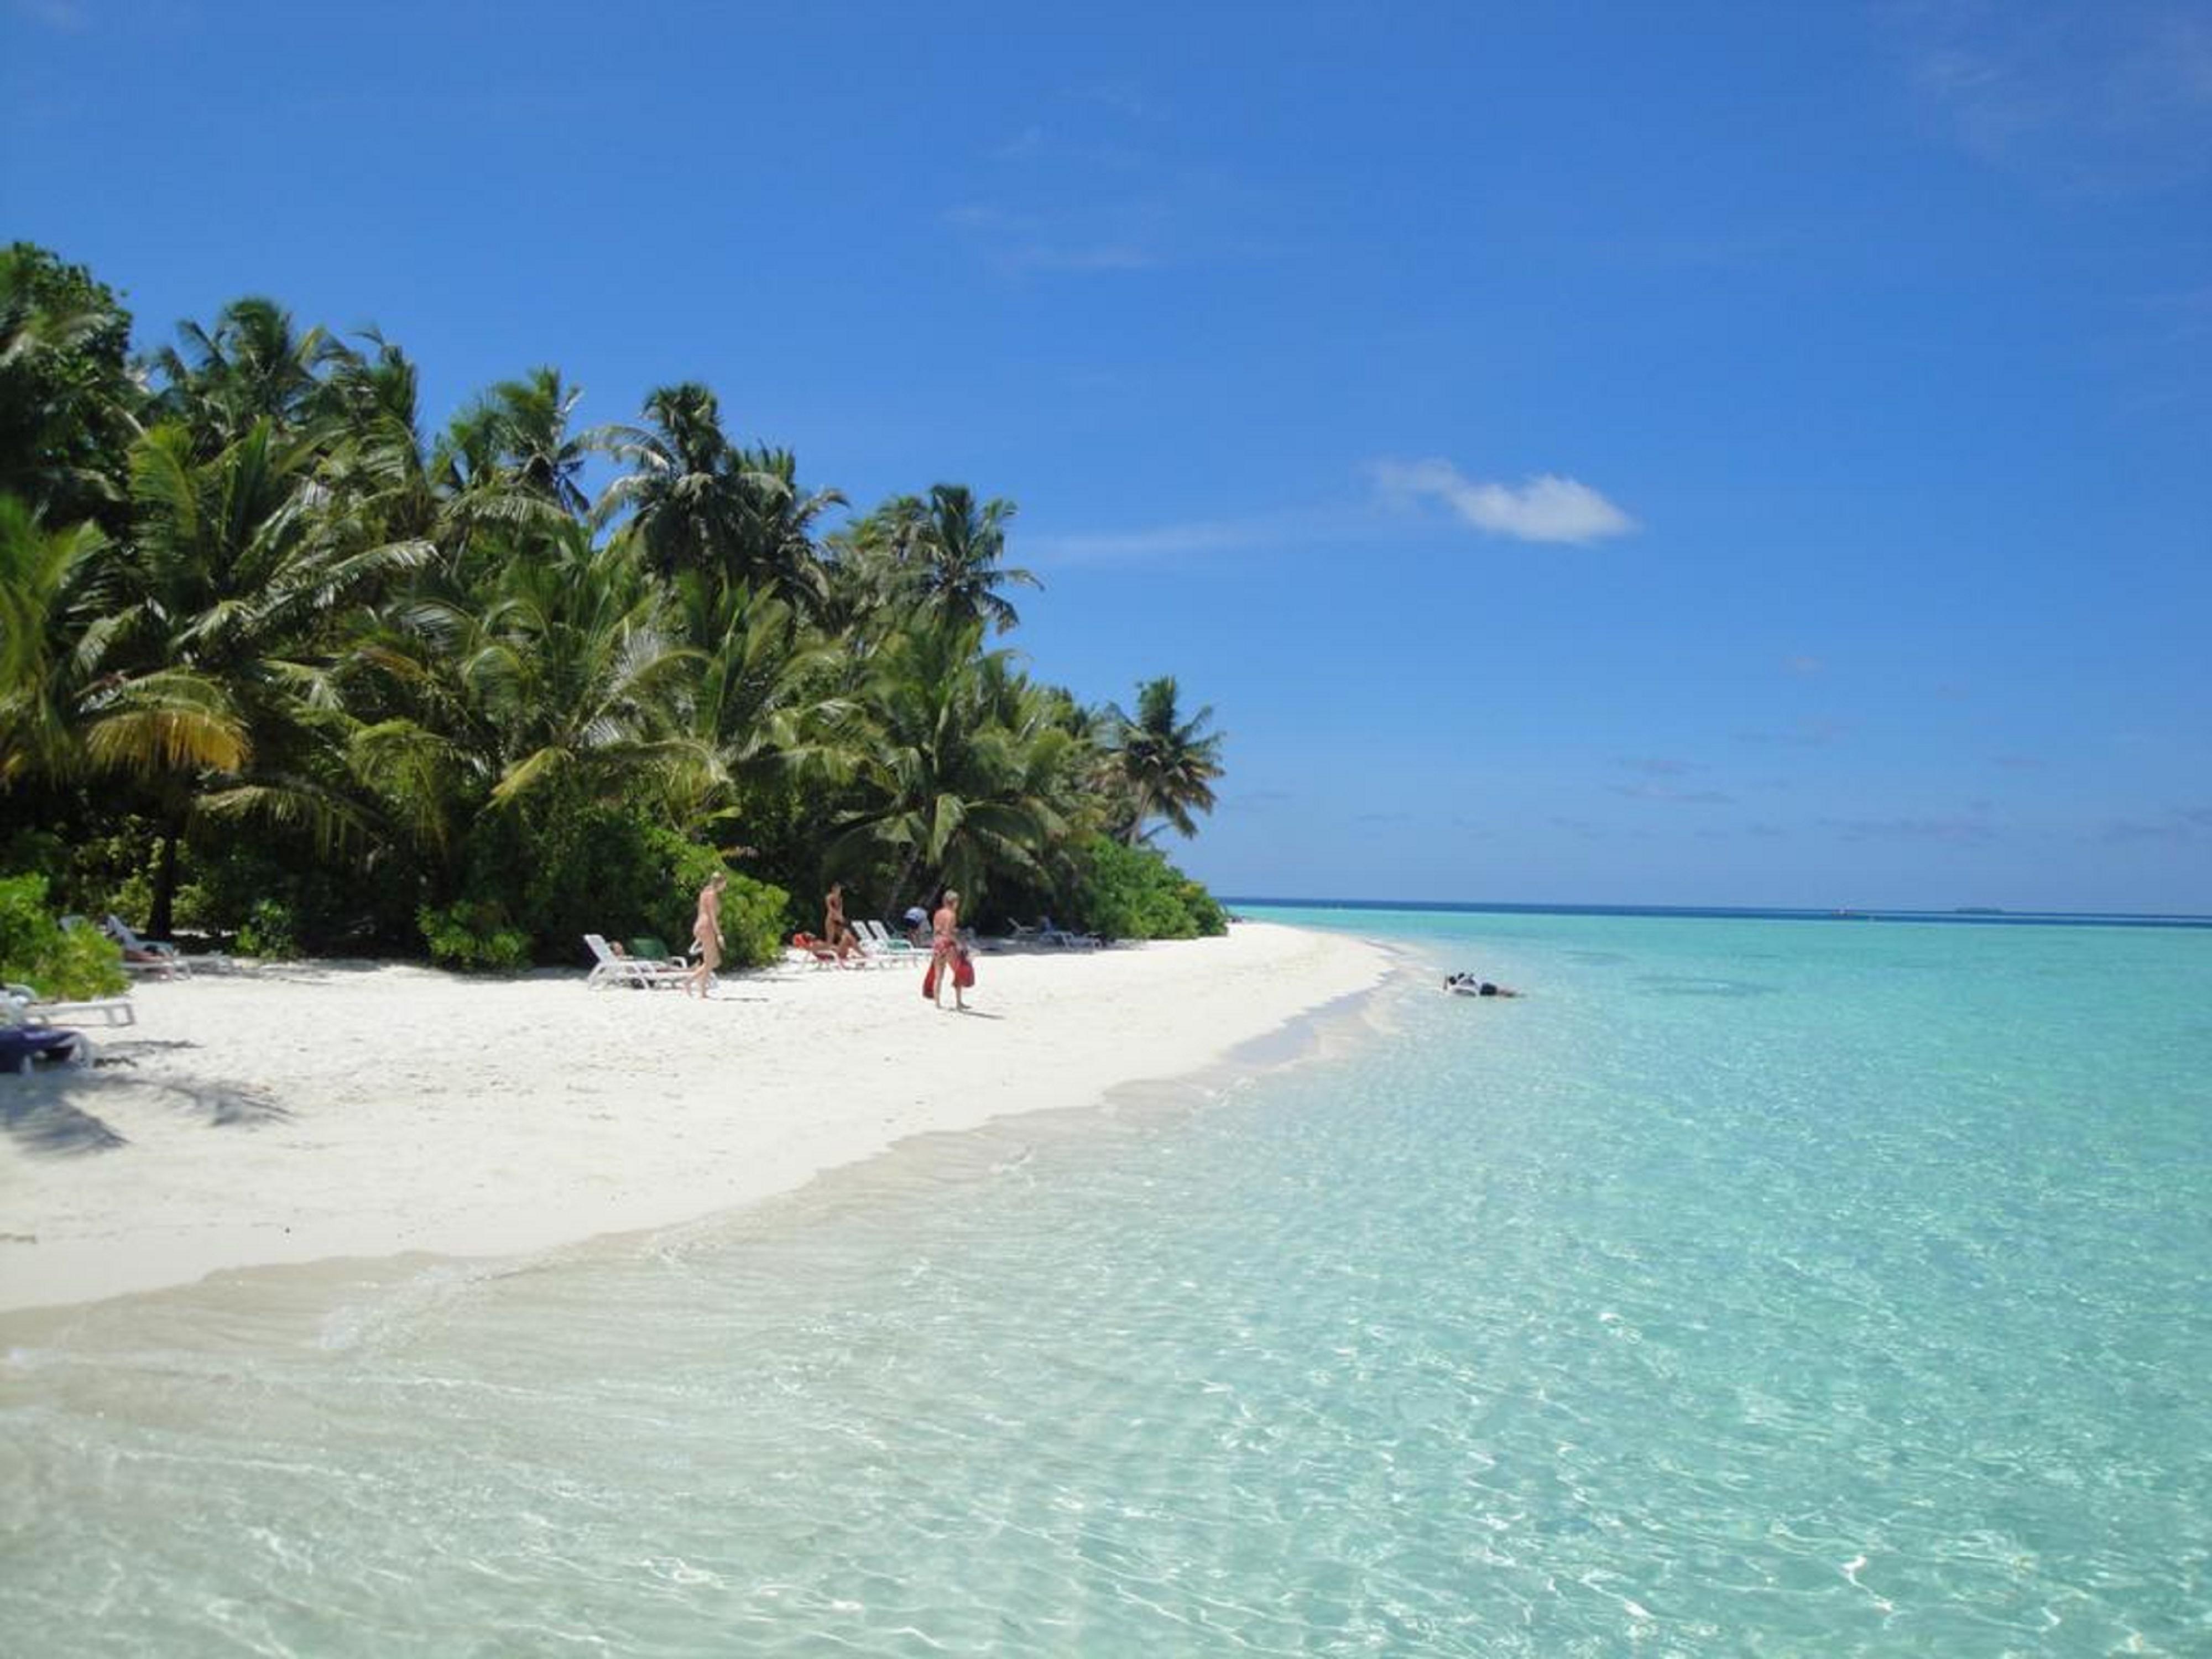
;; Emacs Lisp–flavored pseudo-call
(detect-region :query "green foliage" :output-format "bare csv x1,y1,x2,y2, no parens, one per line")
0,242,139,528
46,915,133,995
1071,834,1227,942
171,834,405,954
1,816,153,924
2,244,1236,977
234,898,299,959
0,872,128,998
417,900,531,972
649,828,787,969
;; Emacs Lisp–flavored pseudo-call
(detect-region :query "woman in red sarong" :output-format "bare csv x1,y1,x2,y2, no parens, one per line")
927,888,967,1011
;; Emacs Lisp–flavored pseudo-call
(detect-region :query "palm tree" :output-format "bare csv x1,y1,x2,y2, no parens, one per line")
358,521,696,818
315,332,457,554
1104,675,1224,844
597,382,744,578
90,418,432,931
817,619,1077,913
0,494,109,786
724,443,842,616
0,242,140,529
599,384,842,615
445,367,596,520
836,483,1038,635
664,573,844,811
148,296,337,453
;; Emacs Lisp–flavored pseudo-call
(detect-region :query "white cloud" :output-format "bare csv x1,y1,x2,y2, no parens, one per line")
1370,458,1637,545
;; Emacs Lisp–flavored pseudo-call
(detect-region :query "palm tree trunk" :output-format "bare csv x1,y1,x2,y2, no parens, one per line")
888,851,924,921
148,805,185,938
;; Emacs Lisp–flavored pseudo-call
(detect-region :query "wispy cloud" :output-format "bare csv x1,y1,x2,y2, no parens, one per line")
11,0,87,28
1895,1,2212,193
941,202,1162,274
1370,459,1637,545
1619,787,1734,814
1611,758,1733,803
1818,813,2000,845
1612,782,1736,806
1737,718,1851,748
1785,654,1825,676
1026,515,1284,566
2099,805,2212,842
946,85,1245,276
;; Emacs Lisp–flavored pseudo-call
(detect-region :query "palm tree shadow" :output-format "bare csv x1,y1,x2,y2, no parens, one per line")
168,1078,293,1128
1,1084,128,1155
1,1055,290,1155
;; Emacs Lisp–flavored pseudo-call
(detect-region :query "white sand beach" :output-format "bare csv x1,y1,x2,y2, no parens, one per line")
0,921,1390,1314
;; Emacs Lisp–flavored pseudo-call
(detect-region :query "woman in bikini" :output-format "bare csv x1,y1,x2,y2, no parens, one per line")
689,872,727,998
930,888,966,1011
825,881,865,964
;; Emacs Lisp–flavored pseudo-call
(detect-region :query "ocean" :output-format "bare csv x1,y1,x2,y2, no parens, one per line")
3,906,2208,1656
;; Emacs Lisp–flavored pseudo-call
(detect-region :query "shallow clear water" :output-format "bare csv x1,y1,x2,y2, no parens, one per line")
3,910,2209,1655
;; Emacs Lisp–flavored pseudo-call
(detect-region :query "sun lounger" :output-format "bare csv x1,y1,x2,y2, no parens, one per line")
1034,917,1102,949
0,1025,92,1073
4,982,135,1027
103,915,192,978
857,920,921,962
789,932,857,969
583,933,689,989
627,936,692,971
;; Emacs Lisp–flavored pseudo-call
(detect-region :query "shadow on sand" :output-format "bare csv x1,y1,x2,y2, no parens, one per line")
3,1040,293,1156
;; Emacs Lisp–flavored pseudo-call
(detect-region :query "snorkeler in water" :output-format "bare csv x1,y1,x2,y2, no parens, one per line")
1444,972,1521,998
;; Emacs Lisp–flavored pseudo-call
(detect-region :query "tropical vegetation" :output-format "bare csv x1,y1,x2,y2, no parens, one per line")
0,242,1230,968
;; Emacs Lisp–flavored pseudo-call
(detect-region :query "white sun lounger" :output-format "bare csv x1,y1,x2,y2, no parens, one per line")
583,933,691,989
4,982,135,1027
857,920,921,963
102,915,192,978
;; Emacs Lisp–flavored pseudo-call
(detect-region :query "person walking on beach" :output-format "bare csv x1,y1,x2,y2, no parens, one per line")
930,888,967,1012
825,881,864,964
689,871,727,998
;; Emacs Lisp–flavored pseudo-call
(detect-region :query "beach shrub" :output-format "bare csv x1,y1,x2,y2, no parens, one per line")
1,817,158,929
170,838,397,953
651,831,787,969
0,872,128,998
1071,835,1228,941
418,900,532,972
434,802,789,971
234,898,300,959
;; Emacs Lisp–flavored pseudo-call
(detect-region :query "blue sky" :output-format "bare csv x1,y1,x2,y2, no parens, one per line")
6,1,2209,912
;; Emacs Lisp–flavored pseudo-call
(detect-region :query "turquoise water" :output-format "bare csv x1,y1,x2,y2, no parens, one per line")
3,909,2209,1655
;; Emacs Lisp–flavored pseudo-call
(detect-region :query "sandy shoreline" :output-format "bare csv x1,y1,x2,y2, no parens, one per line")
0,921,1391,1316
